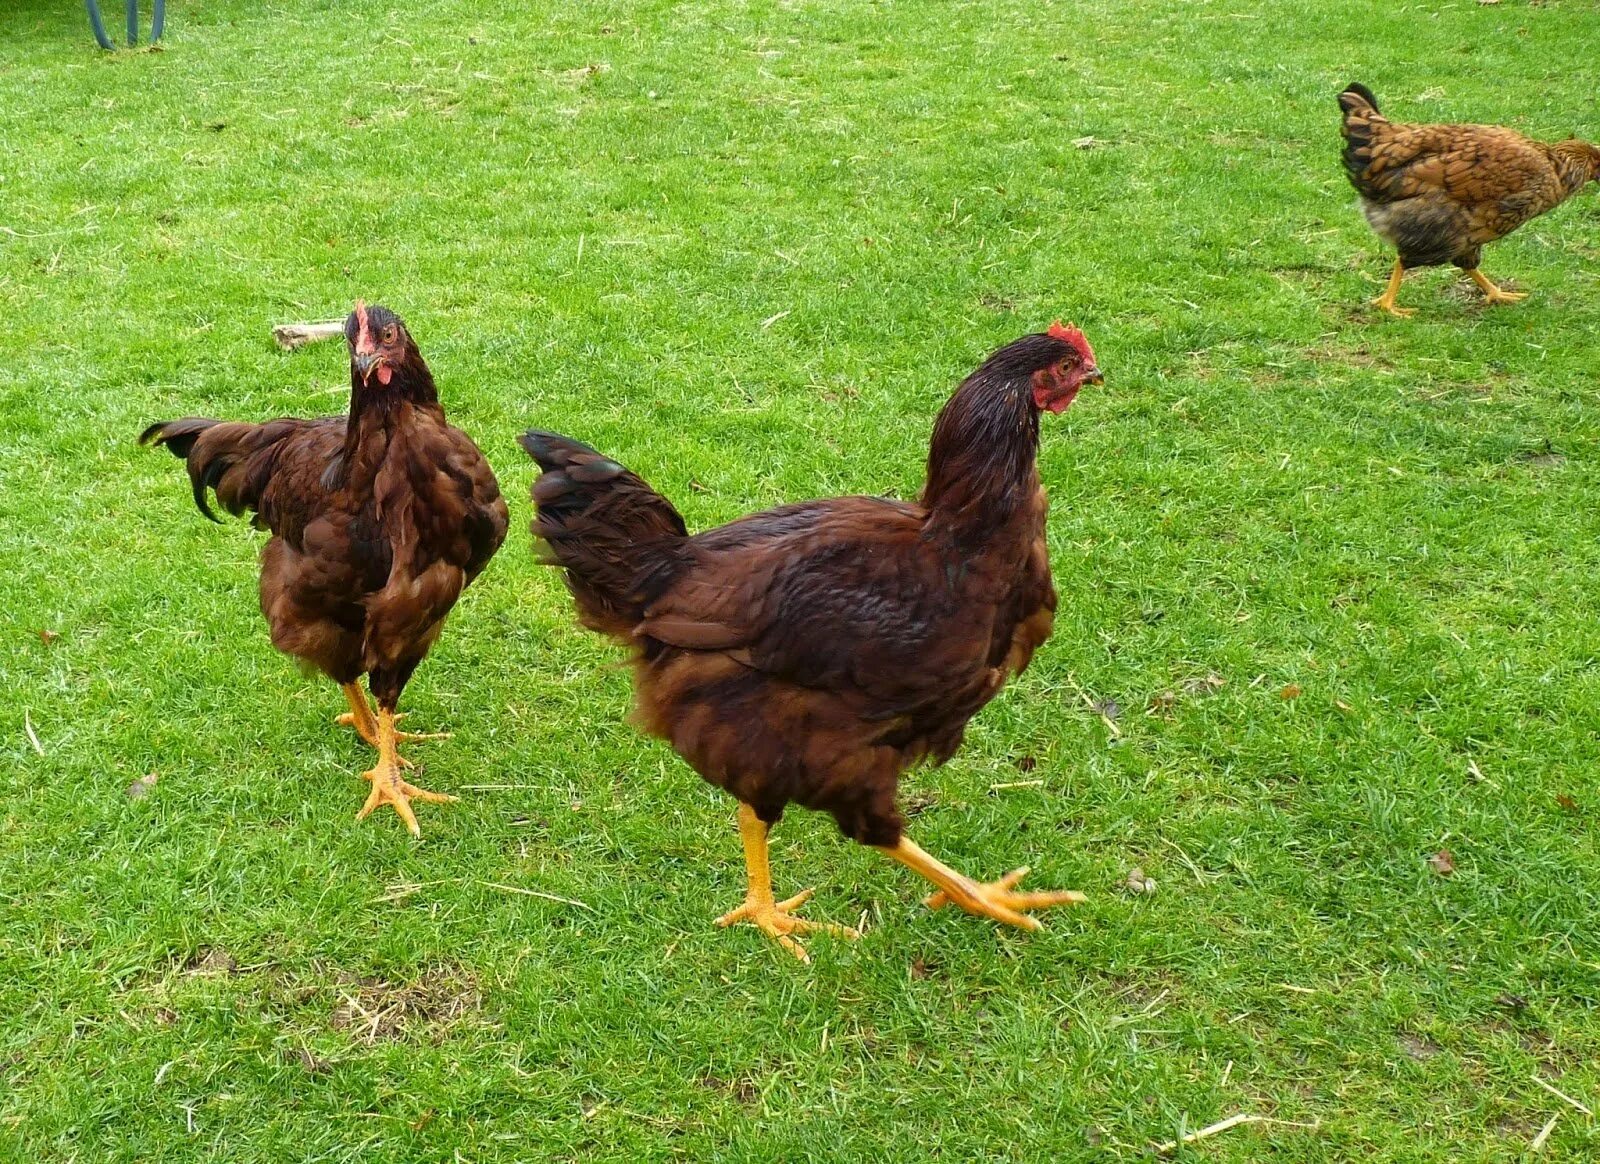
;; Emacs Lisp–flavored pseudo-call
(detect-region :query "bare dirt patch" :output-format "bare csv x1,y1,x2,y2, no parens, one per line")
1399,1032,1443,1061
328,966,486,1044
120,948,490,1045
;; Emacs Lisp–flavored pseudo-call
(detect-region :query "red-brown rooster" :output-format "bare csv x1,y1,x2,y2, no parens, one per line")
141,303,508,836
522,325,1100,959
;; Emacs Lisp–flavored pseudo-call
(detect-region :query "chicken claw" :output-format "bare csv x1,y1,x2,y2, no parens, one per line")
716,888,861,963
1467,269,1529,305
352,707,457,837
883,838,1084,930
717,803,859,962
357,763,458,839
1369,259,1413,317
922,866,1087,929
1370,295,1414,319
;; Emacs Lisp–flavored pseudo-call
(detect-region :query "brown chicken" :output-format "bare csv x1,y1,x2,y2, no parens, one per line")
1339,82,1600,317
141,303,508,836
521,325,1100,959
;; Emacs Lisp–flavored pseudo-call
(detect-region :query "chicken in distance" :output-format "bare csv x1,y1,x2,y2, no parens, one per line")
1339,82,1600,317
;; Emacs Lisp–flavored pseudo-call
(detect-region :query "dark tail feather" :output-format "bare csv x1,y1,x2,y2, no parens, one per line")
1337,83,1387,195
139,417,217,458
141,416,297,524
519,429,689,638
1338,82,1379,115
140,418,224,521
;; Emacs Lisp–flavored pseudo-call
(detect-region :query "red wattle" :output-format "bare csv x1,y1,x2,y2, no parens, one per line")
1045,386,1079,413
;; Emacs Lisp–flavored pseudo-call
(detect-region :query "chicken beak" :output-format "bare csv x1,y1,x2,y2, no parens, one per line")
353,351,380,382
1081,366,1104,386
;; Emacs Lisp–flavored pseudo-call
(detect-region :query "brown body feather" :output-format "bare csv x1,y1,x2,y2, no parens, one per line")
142,313,508,710
522,333,1070,848
1339,83,1600,270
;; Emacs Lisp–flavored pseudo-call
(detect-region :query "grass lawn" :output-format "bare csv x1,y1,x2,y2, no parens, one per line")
3,0,1599,1159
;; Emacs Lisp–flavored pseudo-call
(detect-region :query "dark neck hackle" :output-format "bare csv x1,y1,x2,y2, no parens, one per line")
335,341,443,485
921,371,1040,541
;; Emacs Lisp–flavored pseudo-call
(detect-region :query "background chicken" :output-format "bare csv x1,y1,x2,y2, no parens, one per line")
140,303,508,836
1338,82,1600,317
522,326,1100,960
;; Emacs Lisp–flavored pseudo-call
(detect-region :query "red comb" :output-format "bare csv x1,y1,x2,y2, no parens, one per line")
354,299,369,335
1047,319,1094,361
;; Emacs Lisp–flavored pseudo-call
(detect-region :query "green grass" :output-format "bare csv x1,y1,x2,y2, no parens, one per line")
3,0,1599,1159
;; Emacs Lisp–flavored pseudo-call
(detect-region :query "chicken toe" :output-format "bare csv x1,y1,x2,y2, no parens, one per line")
1467,269,1529,305
716,803,860,962
716,889,860,963
1370,260,1413,317
922,866,1087,928
352,708,457,837
883,837,1084,930
1370,295,1415,318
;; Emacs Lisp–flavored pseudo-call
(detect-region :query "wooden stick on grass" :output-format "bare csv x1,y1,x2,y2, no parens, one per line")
1529,1074,1593,1117
1153,1113,1320,1155
1530,1113,1560,1152
272,320,345,351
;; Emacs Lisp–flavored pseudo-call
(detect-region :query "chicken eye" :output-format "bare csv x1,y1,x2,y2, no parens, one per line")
381,327,396,344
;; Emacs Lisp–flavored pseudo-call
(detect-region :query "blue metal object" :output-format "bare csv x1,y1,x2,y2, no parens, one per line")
87,0,164,50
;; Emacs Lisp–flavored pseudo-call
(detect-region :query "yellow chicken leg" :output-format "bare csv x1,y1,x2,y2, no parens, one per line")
356,708,457,838
1467,268,1529,305
336,682,451,756
880,836,1084,929
1371,259,1414,318
714,803,860,962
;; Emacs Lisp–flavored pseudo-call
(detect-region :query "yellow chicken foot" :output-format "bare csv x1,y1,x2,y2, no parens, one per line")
1370,259,1413,317
355,708,457,838
714,803,860,962
880,836,1085,930
1467,268,1528,305
335,683,451,752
